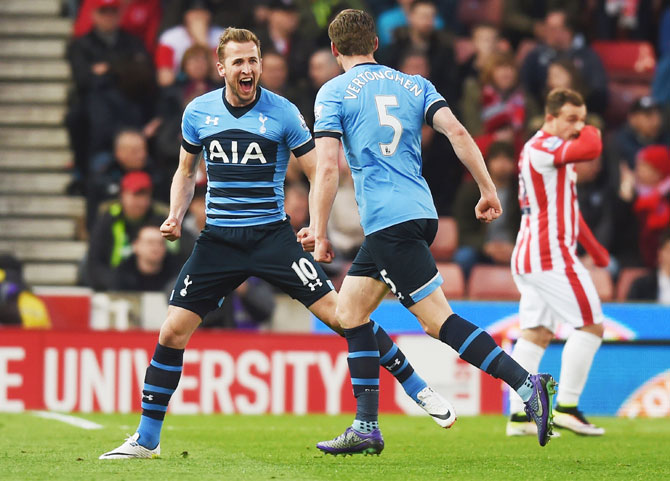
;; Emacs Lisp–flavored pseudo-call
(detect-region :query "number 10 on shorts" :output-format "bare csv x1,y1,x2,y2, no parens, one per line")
291,259,323,292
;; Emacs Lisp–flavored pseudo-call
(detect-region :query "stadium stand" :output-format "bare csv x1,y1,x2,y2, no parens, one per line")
429,216,458,262
435,262,466,299
0,0,85,286
467,264,520,301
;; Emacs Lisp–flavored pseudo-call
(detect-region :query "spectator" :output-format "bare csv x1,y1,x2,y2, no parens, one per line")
87,129,167,228
660,5,670,57
85,171,179,291
200,277,276,329
294,48,341,129
620,146,670,269
148,44,217,168
377,0,457,103
520,9,609,115
154,1,225,87
526,58,603,132
452,142,521,278
592,0,657,42
652,54,670,109
501,0,580,47
159,0,255,35
627,230,670,304
73,0,162,54
0,254,51,328
376,0,444,47
458,23,502,88
256,0,312,84
607,96,670,173
461,52,530,137
259,51,290,95
66,0,155,190
111,225,182,291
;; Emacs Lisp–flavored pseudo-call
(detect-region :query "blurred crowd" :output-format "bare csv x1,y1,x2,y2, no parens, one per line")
59,0,670,315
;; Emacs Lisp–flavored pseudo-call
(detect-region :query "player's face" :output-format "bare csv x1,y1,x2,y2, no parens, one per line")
217,41,262,107
551,103,587,140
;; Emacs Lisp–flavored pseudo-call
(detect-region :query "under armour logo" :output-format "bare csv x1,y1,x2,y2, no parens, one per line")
142,394,154,401
205,116,219,126
307,279,323,292
180,275,192,297
259,113,268,133
386,359,401,370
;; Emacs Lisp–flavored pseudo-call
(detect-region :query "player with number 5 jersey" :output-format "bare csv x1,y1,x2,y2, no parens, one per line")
310,10,557,455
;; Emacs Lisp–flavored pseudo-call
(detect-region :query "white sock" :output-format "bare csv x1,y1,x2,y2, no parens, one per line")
508,338,545,416
556,329,602,407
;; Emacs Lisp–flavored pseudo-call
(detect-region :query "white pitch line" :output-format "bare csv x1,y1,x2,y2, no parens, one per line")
33,411,103,430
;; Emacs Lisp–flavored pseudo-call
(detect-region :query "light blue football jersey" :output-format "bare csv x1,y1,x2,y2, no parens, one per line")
314,63,447,235
181,87,313,227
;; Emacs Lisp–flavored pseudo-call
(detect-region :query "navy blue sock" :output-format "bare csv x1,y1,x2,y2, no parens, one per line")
344,322,379,430
136,343,183,449
371,320,427,402
439,314,528,390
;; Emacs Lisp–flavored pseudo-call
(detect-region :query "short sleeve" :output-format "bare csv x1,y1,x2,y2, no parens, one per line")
420,77,448,127
181,100,201,149
313,82,343,139
283,101,314,157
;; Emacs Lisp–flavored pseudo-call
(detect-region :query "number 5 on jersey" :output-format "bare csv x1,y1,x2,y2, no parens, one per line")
375,95,402,156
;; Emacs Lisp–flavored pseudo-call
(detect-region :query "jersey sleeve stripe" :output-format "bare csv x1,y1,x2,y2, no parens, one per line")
181,138,202,154
425,99,448,127
314,131,343,139
291,137,315,157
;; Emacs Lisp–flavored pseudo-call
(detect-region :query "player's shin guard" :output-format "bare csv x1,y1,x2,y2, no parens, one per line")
371,320,426,402
344,322,380,433
136,343,184,449
439,314,529,392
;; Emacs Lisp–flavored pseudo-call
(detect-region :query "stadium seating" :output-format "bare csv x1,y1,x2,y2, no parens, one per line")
467,264,520,301
616,267,651,301
592,41,656,82
430,216,458,262
587,267,614,302
435,262,465,299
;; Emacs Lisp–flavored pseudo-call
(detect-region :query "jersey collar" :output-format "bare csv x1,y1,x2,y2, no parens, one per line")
221,86,262,119
351,62,378,69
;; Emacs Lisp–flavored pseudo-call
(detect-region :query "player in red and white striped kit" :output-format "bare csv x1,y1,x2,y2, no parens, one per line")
507,89,609,437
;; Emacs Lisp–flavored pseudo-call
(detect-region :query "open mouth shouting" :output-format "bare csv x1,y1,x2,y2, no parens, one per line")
239,77,255,95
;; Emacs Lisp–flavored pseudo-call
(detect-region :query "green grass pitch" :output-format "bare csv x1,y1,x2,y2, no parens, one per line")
2,413,669,480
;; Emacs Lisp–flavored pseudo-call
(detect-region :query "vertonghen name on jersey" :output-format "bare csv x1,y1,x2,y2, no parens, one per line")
344,69,423,100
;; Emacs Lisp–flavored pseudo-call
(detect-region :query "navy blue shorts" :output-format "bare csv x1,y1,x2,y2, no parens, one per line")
169,219,333,318
348,218,443,307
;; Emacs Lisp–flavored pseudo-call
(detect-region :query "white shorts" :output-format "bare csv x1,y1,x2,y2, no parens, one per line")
513,263,603,332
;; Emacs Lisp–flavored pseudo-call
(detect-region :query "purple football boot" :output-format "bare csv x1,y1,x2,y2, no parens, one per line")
524,373,558,446
316,427,384,456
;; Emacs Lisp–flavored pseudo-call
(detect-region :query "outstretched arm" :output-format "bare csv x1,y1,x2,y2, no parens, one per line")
431,106,502,223
160,146,200,241
309,136,341,262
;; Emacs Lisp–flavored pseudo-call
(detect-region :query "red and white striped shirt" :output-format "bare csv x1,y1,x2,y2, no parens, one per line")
512,126,602,275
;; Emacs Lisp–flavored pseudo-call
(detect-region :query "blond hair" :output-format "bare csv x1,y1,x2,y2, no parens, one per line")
216,28,261,62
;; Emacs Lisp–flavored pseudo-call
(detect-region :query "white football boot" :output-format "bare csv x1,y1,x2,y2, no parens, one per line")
553,405,605,436
416,386,457,428
99,433,160,459
506,413,561,437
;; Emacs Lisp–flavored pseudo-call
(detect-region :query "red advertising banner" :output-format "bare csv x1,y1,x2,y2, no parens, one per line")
0,329,501,415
